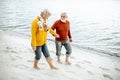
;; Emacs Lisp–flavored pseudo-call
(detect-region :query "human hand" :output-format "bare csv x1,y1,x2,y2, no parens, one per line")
69,38,73,42
32,46,36,51
43,23,47,28
43,23,48,31
54,34,60,38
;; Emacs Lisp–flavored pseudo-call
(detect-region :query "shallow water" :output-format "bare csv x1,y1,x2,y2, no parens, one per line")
0,0,120,56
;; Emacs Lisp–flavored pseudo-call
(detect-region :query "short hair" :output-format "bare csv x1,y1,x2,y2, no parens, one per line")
61,12,68,18
61,12,67,16
40,9,51,18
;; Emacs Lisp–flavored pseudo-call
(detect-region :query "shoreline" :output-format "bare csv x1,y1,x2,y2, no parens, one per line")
0,30,120,80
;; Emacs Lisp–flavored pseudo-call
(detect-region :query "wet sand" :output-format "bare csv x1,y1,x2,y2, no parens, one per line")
0,30,120,80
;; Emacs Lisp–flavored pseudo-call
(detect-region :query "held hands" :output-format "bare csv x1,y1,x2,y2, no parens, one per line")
54,34,60,38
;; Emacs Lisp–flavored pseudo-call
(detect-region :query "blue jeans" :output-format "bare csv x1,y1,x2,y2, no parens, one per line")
35,44,50,60
55,39,72,56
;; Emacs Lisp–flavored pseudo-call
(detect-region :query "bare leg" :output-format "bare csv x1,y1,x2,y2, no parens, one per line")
33,60,41,70
57,56,62,64
46,57,59,70
65,56,71,65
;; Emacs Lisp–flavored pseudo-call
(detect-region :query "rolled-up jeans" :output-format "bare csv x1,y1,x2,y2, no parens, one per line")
35,44,50,60
55,39,72,56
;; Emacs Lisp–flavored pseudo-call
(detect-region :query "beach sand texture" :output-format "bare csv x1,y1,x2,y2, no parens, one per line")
0,30,120,80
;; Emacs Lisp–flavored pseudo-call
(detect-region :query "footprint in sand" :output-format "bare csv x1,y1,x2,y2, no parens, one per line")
75,64,85,69
11,50,18,54
13,64,29,69
6,46,12,50
83,60,92,64
87,70,94,75
115,68,120,72
5,47,18,54
77,61,84,64
15,56,22,59
18,64,29,69
99,66,110,71
1,50,9,53
6,46,19,54
103,74,113,80
27,60,33,63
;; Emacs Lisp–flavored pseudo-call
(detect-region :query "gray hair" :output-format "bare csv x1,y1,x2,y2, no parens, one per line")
40,9,51,18
61,12,67,16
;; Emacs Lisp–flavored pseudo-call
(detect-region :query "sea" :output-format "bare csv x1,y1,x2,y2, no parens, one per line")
0,0,120,57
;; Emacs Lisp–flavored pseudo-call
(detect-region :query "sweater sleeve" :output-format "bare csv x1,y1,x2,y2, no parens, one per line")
31,20,38,46
49,27,57,36
68,22,72,38
68,30,72,38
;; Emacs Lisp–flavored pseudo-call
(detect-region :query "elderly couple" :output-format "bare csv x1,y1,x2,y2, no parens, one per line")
31,9,72,70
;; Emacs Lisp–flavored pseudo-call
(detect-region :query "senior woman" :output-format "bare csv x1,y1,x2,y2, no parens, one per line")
31,9,59,70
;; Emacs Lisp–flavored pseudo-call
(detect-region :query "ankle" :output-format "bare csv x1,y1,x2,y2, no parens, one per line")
50,66,59,70
34,66,41,70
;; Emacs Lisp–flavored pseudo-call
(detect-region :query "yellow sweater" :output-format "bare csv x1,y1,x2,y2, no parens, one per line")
31,17,56,46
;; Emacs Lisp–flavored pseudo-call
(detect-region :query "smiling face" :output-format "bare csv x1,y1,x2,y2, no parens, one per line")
40,9,51,22
60,12,68,22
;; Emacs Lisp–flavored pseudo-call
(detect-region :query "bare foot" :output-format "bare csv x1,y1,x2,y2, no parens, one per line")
51,66,59,70
57,60,62,64
33,66,41,70
65,61,71,65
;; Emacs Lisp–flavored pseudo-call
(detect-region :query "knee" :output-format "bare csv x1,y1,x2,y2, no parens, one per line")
66,48,72,55
45,54,50,58
68,47,72,53
56,52,61,56
35,55,41,60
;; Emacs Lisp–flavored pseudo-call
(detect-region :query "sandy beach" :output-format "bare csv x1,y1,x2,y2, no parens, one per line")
0,30,120,80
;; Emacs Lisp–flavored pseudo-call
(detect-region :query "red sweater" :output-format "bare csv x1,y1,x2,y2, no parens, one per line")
51,20,72,41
